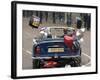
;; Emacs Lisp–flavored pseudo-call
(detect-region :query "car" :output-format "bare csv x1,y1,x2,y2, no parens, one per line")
32,27,82,69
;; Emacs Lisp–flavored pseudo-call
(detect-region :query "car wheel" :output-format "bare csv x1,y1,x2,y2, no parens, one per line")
32,59,40,69
70,57,81,67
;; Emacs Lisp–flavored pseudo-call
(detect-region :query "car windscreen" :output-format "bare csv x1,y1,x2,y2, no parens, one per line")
50,28,64,38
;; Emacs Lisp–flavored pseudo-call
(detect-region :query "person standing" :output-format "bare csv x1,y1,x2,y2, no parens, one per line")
76,17,82,29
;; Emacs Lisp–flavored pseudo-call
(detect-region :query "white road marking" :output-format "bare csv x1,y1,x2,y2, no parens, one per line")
23,48,32,54
26,50,32,54
85,62,91,66
82,52,91,66
82,52,91,59
65,65,71,68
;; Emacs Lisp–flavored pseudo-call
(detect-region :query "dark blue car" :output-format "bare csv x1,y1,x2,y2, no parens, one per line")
32,27,81,69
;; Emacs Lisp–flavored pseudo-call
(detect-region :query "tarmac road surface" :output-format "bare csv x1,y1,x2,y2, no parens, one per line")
22,18,91,69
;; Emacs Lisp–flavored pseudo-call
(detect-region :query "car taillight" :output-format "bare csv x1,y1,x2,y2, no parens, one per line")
35,46,40,54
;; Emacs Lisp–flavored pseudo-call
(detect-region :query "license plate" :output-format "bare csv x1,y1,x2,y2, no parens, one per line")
48,48,64,52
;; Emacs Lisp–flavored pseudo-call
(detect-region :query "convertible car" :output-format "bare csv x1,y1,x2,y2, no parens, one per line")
32,27,83,69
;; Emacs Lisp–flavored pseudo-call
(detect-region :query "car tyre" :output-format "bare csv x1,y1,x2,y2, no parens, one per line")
32,59,40,69
70,57,81,67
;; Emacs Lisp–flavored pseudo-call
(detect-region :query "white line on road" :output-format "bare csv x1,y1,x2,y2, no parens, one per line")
82,52,91,66
82,52,91,59
26,50,32,54
23,48,32,54
85,61,91,66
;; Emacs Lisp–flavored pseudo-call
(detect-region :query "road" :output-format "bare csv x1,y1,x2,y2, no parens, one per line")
22,18,91,69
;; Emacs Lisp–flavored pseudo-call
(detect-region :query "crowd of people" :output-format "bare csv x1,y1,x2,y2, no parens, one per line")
29,13,91,31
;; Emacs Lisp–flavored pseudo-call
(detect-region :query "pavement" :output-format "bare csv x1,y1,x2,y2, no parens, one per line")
22,18,91,69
